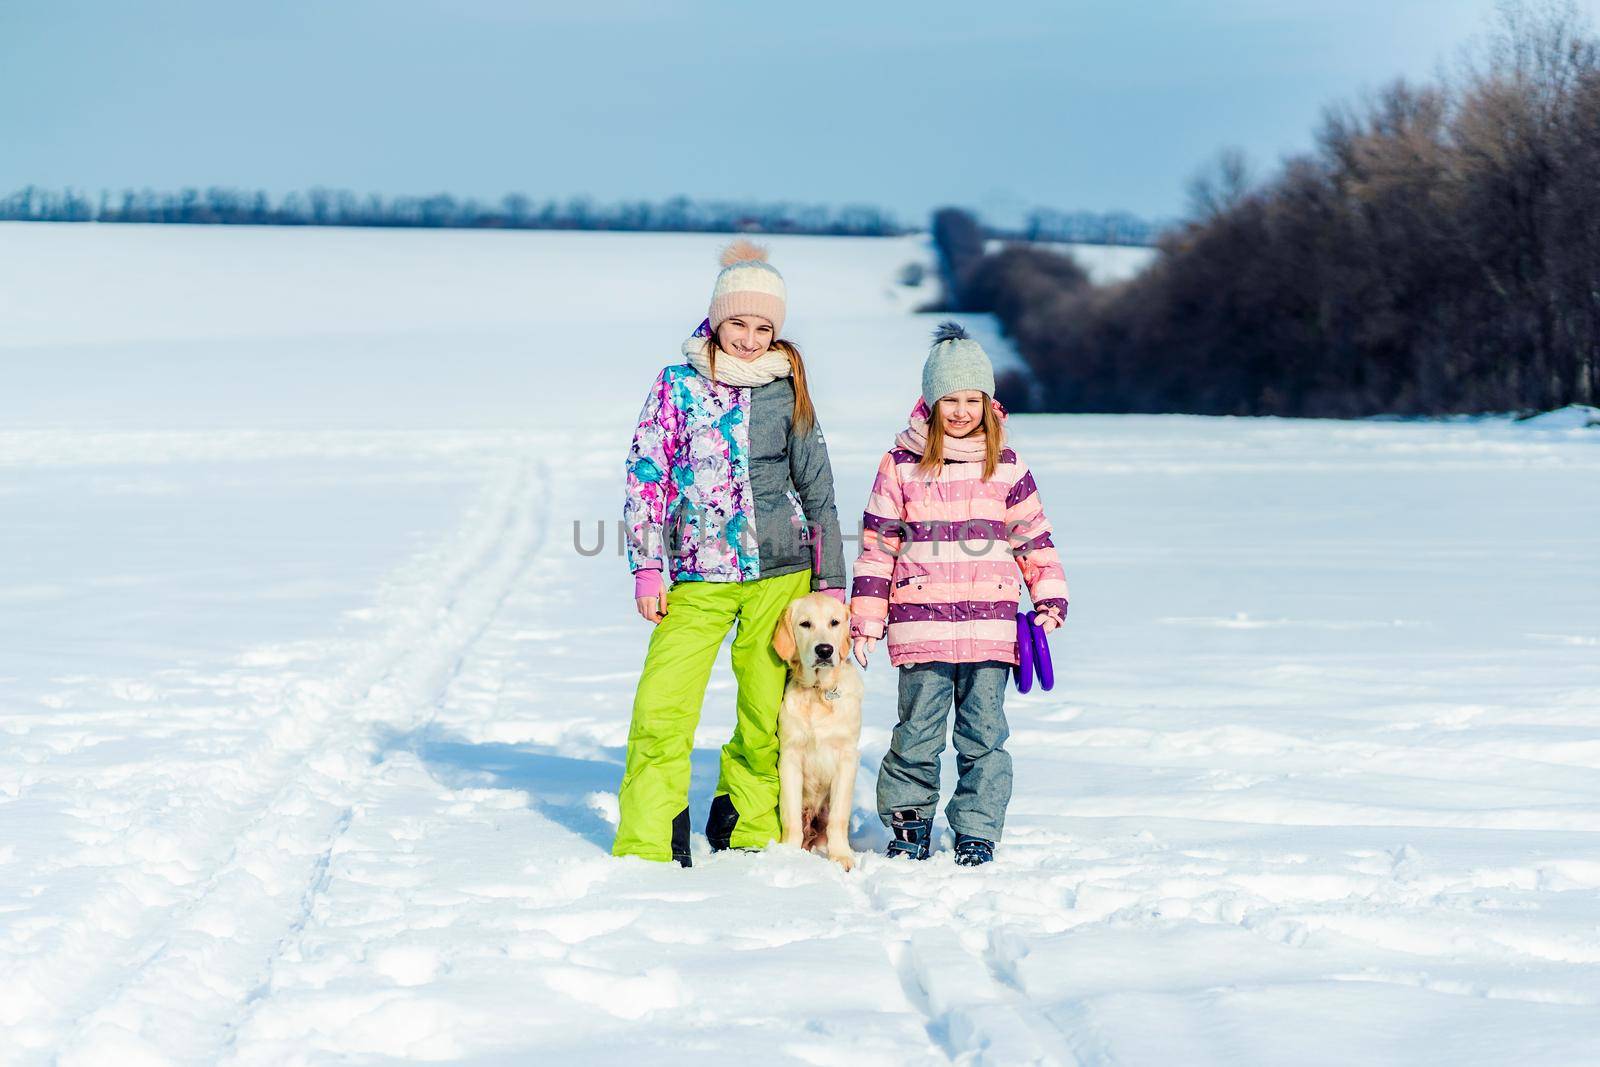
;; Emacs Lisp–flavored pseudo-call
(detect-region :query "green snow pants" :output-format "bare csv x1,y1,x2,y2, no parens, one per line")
612,568,812,863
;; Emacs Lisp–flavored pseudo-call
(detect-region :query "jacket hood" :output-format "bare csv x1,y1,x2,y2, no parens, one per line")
895,396,1008,458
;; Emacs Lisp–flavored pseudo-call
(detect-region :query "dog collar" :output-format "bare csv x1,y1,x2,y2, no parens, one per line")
824,686,841,701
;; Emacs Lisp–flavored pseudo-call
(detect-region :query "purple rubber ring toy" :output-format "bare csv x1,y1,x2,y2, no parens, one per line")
1014,612,1035,693
1031,611,1055,691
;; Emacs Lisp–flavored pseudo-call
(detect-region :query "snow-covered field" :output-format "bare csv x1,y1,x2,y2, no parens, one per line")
2,222,1599,1066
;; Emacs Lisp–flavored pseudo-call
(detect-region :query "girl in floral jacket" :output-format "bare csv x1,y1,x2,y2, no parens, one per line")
850,323,1069,866
614,242,846,867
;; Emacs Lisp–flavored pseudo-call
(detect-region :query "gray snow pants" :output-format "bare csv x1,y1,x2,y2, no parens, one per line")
876,660,1013,840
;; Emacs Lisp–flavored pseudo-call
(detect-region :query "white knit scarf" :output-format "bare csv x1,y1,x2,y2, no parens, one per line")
682,337,792,387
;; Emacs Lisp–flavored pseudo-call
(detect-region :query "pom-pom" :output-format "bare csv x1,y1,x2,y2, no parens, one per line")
720,239,770,268
932,320,970,344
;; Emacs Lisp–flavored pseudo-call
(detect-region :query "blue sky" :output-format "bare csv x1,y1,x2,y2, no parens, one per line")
4,0,1595,223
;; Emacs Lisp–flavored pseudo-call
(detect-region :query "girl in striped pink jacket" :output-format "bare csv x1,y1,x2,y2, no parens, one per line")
849,323,1069,866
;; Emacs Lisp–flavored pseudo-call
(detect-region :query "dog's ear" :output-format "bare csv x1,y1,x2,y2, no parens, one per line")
771,601,797,664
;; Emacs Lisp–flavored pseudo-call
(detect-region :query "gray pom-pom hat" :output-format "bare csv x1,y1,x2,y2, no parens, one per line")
922,320,995,407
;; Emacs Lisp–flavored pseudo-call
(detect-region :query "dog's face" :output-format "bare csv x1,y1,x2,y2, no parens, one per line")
771,593,849,687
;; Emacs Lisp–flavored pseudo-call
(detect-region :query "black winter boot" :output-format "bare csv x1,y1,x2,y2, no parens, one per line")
705,794,739,852
671,807,692,868
953,833,994,866
886,809,932,860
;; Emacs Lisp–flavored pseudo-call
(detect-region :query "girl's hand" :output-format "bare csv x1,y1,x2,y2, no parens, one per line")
636,593,669,624
852,635,876,668
1037,611,1061,634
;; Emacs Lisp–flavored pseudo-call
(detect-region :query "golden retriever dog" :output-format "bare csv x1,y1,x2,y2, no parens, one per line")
771,592,864,871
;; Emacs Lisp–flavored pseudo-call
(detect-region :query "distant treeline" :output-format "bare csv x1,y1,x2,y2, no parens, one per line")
0,186,908,237
0,185,1166,248
999,209,1162,247
939,3,1600,416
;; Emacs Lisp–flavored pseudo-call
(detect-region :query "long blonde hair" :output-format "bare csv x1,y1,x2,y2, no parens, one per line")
708,337,816,437
917,394,1003,481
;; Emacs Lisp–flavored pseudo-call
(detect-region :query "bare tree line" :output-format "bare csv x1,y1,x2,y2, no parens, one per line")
940,3,1600,416
2,184,1166,250
1007,209,1162,247
0,187,908,238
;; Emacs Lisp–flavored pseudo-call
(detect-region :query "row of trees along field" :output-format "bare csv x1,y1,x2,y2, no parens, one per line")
1,186,1165,247
0,187,907,237
940,3,1599,416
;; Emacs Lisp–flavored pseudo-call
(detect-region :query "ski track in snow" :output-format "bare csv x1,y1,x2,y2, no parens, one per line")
3,224,1600,1065
6,456,548,1063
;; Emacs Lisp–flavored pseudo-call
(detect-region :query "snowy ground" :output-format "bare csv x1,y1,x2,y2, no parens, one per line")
2,222,1599,1066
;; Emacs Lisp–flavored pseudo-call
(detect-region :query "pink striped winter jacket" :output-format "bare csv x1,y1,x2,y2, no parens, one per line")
849,399,1069,668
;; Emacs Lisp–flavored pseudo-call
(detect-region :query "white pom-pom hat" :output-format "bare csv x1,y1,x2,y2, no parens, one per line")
708,240,787,336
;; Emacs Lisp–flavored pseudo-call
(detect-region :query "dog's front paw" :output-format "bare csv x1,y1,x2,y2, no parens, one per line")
782,834,804,850
827,849,855,872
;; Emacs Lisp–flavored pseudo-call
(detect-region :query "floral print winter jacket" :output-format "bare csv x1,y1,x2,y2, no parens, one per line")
624,339,847,590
